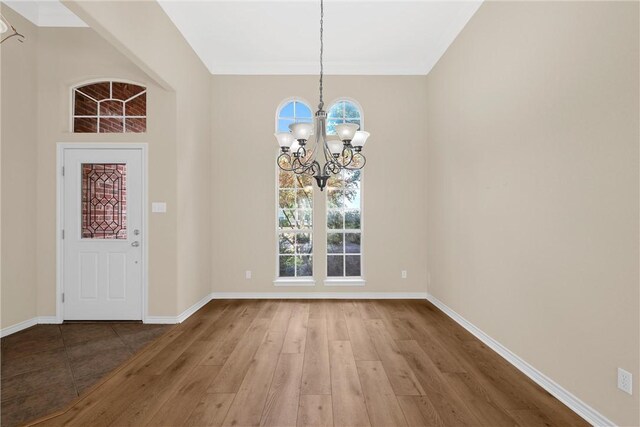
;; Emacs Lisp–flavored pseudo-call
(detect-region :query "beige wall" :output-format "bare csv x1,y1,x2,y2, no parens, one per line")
425,2,639,425
65,0,213,314
211,75,428,294
0,6,39,328
34,26,179,318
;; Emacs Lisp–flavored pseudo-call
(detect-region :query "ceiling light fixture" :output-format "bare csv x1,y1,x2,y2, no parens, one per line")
274,0,369,191
0,14,25,44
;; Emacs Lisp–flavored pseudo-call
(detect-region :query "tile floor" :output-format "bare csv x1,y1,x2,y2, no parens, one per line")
1,322,171,426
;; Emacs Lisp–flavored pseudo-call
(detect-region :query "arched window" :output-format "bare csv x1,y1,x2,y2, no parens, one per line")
276,98,314,279
276,99,313,132
326,99,362,135
326,99,363,279
73,80,146,133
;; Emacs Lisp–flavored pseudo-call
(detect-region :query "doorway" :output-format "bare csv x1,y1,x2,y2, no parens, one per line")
58,144,147,320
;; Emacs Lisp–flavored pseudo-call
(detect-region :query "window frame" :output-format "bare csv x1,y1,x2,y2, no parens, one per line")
324,98,366,286
70,78,147,134
274,97,316,286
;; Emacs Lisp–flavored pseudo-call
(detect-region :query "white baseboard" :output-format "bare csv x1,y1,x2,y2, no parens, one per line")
145,292,214,324
1,317,38,338
37,316,60,324
211,292,428,299
426,293,615,427
0,316,62,338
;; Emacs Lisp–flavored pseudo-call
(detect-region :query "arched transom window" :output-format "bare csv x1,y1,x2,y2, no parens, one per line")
73,81,146,133
326,99,362,135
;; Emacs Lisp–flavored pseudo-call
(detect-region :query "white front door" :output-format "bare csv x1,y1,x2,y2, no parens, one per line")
62,147,143,320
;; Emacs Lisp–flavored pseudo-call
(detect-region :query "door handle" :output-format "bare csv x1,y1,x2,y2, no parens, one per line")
131,241,140,247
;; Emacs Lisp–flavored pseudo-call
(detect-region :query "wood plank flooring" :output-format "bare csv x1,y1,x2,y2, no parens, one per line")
28,300,588,427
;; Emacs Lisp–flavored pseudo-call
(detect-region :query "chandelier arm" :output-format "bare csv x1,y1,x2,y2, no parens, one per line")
277,152,294,171
345,152,367,170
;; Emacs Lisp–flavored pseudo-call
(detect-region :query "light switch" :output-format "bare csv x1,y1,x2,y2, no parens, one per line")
152,202,167,213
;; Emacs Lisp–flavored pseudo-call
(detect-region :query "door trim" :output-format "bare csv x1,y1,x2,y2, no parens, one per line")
56,143,149,323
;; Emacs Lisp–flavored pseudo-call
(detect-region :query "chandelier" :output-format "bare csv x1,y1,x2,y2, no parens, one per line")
273,0,369,191
0,14,25,44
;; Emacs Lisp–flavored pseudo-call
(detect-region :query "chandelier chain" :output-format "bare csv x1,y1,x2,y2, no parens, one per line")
319,0,324,110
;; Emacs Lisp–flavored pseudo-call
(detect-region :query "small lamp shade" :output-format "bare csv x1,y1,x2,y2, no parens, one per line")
289,123,314,141
351,131,370,148
291,140,301,153
274,132,294,148
335,123,359,142
327,139,343,156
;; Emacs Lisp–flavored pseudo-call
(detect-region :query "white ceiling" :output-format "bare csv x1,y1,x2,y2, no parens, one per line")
2,0,86,27
158,0,483,75
2,0,482,76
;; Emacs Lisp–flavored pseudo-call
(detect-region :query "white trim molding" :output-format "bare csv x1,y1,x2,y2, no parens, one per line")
213,292,426,299
1,318,38,338
323,278,366,287
145,292,214,324
1,316,62,338
273,278,316,287
426,293,615,427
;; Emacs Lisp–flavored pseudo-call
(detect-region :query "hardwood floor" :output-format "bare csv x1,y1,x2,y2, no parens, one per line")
0,323,170,427
28,300,588,427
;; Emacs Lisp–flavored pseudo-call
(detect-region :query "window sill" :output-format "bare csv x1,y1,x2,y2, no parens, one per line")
273,278,316,287
323,278,366,287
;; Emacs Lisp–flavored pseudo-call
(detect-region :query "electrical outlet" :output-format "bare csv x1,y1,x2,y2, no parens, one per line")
618,368,633,395
245,270,252,280
401,270,407,279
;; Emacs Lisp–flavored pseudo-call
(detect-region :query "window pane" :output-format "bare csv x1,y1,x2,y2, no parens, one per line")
82,164,127,239
125,92,146,116
327,255,344,277
345,233,361,254
99,117,124,133
279,170,295,188
278,209,296,229
297,209,313,228
327,233,344,254
345,255,361,277
112,82,145,100
344,102,360,119
345,210,361,229
295,174,313,188
280,101,295,118
346,119,361,128
77,82,110,101
297,189,313,208
326,119,338,135
327,189,344,208
327,211,344,229
74,117,97,133
279,233,295,254
296,233,312,254
280,256,295,277
278,118,294,132
125,118,146,133
100,100,124,116
297,255,313,276
328,102,343,119
343,170,361,189
279,189,296,209
327,175,343,189
295,102,312,119
74,91,97,116
344,189,360,209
